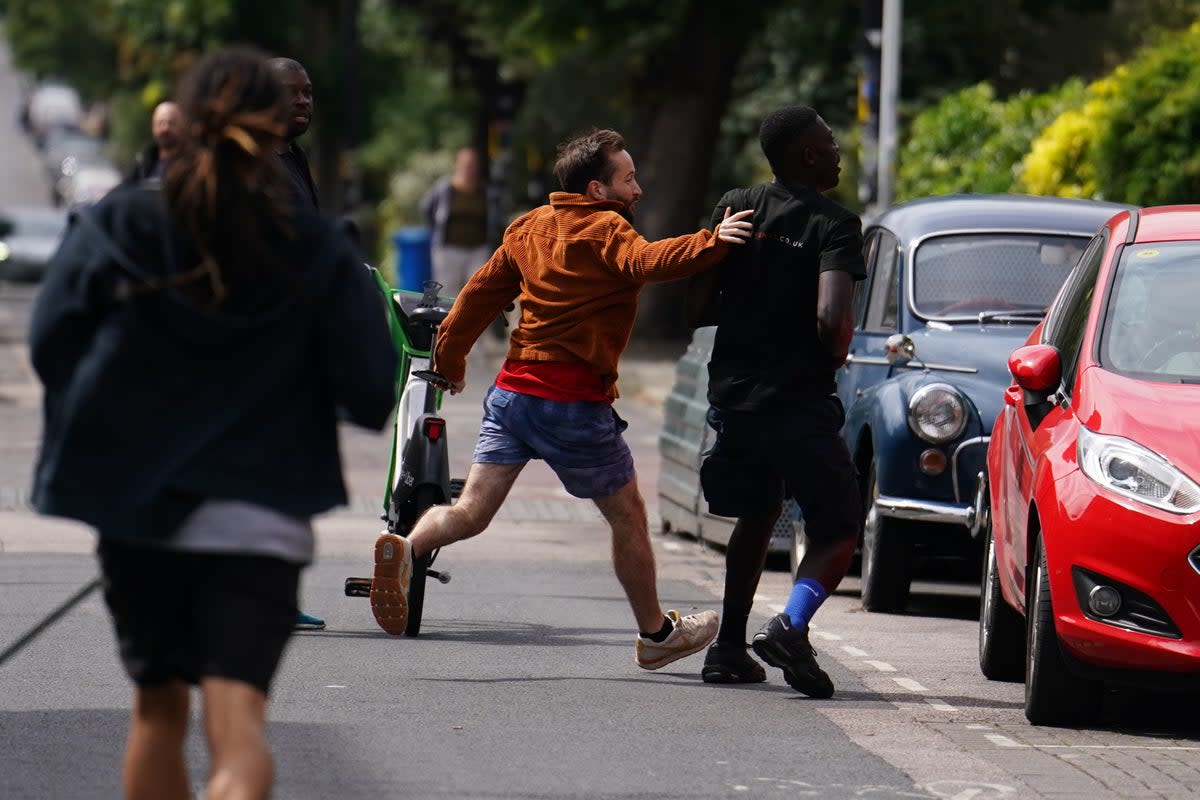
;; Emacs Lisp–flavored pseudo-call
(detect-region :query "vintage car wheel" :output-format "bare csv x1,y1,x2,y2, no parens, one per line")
978,507,1024,681
1024,537,1103,726
859,460,912,613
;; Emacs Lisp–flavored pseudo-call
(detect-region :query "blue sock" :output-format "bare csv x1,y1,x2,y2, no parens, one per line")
783,578,828,630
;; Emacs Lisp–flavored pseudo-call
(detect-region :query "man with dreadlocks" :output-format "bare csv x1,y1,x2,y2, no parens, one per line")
28,47,397,799
689,105,866,697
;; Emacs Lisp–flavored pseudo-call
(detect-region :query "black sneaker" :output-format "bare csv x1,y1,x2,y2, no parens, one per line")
751,614,835,698
701,642,767,684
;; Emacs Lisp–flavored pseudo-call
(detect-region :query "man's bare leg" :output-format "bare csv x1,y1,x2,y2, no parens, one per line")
201,677,272,800
124,681,191,800
373,462,524,634
592,476,665,633
408,461,525,558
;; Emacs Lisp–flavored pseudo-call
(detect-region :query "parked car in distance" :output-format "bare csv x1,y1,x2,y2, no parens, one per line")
658,325,799,559
0,207,69,282
839,194,1130,613
980,205,1200,726
58,160,122,209
27,82,83,148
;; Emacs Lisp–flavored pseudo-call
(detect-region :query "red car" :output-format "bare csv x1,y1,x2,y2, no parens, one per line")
979,205,1200,726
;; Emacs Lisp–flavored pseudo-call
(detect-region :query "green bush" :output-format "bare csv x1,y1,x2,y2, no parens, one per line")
897,81,1085,201
1091,24,1200,205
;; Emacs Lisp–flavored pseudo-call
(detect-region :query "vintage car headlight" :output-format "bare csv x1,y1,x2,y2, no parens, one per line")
1077,426,1200,514
907,383,967,443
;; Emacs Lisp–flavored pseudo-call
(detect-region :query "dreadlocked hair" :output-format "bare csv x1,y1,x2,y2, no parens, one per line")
162,46,292,306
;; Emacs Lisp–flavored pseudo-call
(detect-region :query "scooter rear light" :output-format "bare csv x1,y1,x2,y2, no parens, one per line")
423,417,445,441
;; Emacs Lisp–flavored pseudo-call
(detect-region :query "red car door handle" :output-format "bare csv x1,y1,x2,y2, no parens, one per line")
1004,385,1022,407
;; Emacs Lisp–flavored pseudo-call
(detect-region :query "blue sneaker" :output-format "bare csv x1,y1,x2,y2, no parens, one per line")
295,611,326,631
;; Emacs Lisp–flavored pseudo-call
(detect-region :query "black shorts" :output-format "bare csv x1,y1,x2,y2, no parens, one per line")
700,398,862,543
97,539,300,694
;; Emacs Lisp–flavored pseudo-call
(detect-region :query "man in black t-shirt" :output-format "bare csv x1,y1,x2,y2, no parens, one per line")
691,106,866,697
269,57,319,212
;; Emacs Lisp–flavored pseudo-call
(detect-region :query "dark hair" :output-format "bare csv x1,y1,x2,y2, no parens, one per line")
268,57,307,76
162,46,290,303
759,106,819,174
553,129,625,194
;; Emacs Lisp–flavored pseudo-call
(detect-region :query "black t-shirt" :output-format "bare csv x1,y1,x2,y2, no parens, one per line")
706,180,866,412
278,143,319,212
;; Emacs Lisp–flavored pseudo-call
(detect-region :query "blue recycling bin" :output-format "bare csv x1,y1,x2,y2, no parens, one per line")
392,226,432,291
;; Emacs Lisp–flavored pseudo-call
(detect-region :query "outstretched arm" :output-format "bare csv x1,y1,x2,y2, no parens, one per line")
600,208,754,283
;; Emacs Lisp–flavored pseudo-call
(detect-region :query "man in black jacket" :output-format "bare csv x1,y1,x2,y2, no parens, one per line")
127,101,183,183
271,57,325,630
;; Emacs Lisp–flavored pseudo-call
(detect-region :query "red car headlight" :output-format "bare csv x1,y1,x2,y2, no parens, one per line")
1077,426,1200,514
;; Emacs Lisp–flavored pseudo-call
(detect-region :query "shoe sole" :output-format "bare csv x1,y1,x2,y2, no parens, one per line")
370,534,410,636
751,636,835,698
636,624,718,671
700,665,767,684
294,623,326,631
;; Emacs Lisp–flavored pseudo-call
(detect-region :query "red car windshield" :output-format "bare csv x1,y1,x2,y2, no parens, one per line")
1101,241,1200,381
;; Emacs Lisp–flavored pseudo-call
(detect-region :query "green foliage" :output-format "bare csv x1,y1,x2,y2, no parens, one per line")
896,81,1085,200
5,0,118,100
1017,79,1112,198
1090,24,1200,204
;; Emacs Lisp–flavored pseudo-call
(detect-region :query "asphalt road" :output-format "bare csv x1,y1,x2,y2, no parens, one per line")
4,34,1200,800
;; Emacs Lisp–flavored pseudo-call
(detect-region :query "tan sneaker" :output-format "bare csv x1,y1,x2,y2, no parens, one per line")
370,532,412,636
635,609,719,670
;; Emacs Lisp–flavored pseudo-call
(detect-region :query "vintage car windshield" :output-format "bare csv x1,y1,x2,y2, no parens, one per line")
1100,242,1200,382
912,233,1088,320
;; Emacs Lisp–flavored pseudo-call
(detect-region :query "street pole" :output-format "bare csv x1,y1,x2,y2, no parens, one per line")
877,0,902,212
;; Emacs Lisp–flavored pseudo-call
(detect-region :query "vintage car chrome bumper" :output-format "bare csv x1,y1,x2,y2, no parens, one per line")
874,467,990,537
875,495,975,528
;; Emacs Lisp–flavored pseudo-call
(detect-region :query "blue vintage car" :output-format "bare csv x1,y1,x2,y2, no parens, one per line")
657,194,1129,609
839,194,1130,611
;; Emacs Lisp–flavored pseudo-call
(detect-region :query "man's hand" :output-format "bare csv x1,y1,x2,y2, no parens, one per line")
716,207,754,244
449,379,466,396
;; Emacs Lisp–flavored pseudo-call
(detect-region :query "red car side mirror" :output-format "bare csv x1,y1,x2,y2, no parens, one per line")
1009,345,1062,393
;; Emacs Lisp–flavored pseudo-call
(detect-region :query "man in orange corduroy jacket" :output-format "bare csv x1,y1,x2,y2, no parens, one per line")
370,128,753,670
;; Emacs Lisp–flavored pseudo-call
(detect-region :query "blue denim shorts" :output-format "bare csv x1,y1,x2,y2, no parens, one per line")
473,386,635,499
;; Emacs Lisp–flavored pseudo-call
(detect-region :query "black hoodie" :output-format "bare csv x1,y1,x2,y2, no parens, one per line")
28,184,398,540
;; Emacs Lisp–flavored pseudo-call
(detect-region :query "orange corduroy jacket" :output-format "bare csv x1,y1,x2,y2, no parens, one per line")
433,192,731,399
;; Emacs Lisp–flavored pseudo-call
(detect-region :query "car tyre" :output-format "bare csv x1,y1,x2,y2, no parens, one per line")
978,505,1024,681
860,460,912,612
1025,537,1102,726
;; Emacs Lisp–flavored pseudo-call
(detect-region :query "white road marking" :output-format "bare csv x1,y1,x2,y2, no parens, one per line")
324,685,347,689
865,660,897,672
811,630,842,641
841,645,868,657
893,677,928,692
986,734,1021,747
925,698,957,712
662,541,682,551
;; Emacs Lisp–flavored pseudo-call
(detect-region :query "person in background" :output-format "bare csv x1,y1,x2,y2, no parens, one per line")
420,146,494,296
269,55,326,631
268,56,319,213
28,47,397,800
127,101,184,183
692,106,865,697
369,128,754,674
